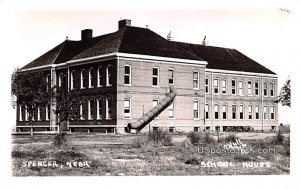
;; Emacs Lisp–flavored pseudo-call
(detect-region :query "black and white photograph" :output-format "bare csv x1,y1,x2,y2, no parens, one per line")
0,0,299,189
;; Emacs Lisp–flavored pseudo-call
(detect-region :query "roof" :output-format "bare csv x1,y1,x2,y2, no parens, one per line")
21,25,275,75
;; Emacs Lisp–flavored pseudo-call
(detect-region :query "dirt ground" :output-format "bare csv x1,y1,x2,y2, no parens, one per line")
11,131,290,176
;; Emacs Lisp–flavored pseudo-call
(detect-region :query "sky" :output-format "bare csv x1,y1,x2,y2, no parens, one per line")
0,0,299,188
2,8,297,128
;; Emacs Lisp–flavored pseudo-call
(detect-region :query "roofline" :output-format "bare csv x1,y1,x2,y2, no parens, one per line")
20,52,208,71
206,68,278,78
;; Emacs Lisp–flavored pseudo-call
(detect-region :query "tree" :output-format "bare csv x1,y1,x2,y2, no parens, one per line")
52,87,88,133
275,78,291,107
11,68,51,135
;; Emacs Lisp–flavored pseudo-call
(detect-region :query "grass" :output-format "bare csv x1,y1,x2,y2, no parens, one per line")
11,132,290,176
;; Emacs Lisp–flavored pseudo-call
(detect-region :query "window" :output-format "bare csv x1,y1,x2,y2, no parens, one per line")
106,98,112,119
222,105,227,119
193,101,199,119
97,99,103,120
97,66,103,87
239,81,243,95
264,82,267,96
80,69,86,89
89,68,94,88
205,104,209,119
270,83,274,97
270,106,275,120
70,71,75,90
232,105,236,119
232,79,236,95
264,106,268,120
255,106,259,119
59,73,63,90
168,102,174,118
214,105,219,119
152,67,159,86
153,100,159,119
205,77,209,94
25,106,28,121
124,65,131,85
46,74,51,91
80,104,84,120
169,127,175,133
240,105,244,119
193,71,199,89
214,79,219,94
168,69,174,85
194,127,200,132
106,65,112,86
221,80,227,94
19,105,23,121
248,81,252,96
255,82,259,96
124,99,131,118
46,105,50,121
37,106,41,121
88,100,94,120
32,106,35,121
248,105,253,119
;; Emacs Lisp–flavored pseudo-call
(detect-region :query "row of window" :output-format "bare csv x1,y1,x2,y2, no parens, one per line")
19,105,50,121
204,104,276,120
206,78,275,97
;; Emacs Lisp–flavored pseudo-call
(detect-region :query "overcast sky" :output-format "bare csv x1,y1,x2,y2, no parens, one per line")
1,0,299,129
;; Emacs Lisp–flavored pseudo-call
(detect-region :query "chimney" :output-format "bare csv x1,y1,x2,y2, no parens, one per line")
118,19,131,30
81,29,93,41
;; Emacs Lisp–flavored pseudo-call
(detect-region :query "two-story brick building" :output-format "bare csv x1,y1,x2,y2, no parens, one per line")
16,19,278,133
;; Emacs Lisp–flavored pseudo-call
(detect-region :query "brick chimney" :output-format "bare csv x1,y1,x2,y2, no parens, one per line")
118,19,131,30
81,29,93,41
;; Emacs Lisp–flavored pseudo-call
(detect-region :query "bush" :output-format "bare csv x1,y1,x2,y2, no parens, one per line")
223,134,238,143
187,132,201,145
185,158,199,165
148,129,173,146
53,132,67,147
272,130,284,145
284,136,290,156
132,137,146,148
203,132,215,145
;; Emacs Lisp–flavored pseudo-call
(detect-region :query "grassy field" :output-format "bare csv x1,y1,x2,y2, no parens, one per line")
11,131,290,176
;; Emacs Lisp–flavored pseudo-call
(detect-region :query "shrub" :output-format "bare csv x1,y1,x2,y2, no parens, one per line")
53,132,67,147
187,132,201,145
185,158,199,165
272,130,284,145
284,136,290,156
148,129,173,146
203,132,215,145
132,137,146,148
223,134,238,143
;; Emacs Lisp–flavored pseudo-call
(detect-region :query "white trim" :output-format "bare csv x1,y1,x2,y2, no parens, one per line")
168,68,175,85
222,104,227,120
247,80,253,96
152,67,159,87
124,98,131,119
96,99,103,120
116,53,207,65
231,79,237,95
124,65,132,86
214,104,219,120
106,98,112,119
206,68,277,78
239,104,244,120
205,77,209,94
37,106,41,121
88,100,94,120
239,80,244,96
232,104,237,120
106,65,112,87
97,66,103,87
19,105,23,121
248,105,253,120
193,100,200,120
193,70,200,90
270,82,275,97
213,78,219,94
88,67,94,88
80,69,85,89
221,79,227,94
70,70,74,90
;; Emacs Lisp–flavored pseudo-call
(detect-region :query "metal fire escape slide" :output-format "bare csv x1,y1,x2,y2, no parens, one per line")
127,87,177,132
